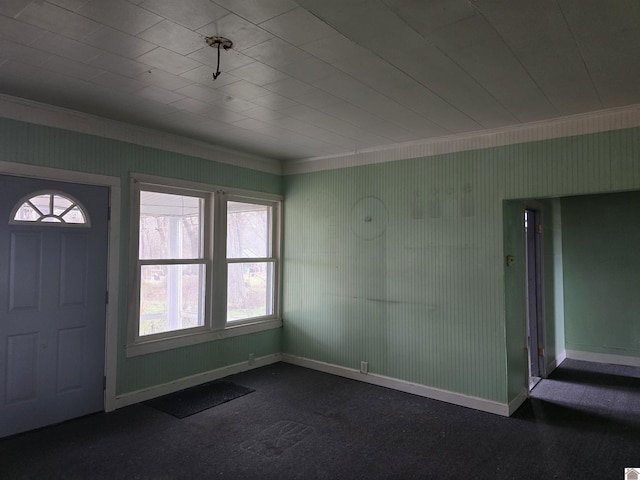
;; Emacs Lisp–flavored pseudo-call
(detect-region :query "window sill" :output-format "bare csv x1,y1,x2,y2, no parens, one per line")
125,318,282,358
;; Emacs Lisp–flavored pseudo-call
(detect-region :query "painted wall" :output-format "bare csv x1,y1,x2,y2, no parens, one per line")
503,200,527,401
503,198,565,401
0,117,283,395
562,191,640,359
283,127,640,405
546,199,566,369
3,114,639,408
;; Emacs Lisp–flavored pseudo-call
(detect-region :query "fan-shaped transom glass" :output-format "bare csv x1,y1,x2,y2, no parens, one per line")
10,191,89,226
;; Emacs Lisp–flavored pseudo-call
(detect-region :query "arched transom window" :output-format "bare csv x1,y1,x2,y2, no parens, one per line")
10,191,90,226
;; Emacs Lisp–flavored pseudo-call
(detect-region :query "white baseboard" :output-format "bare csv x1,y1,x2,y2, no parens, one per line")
546,350,567,375
281,354,511,417
508,388,529,416
113,353,281,410
565,349,640,368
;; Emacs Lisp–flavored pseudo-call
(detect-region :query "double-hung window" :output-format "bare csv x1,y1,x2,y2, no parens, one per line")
128,174,281,356
226,198,276,323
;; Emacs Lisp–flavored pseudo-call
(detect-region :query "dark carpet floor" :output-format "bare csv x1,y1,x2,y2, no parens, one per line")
1,359,639,479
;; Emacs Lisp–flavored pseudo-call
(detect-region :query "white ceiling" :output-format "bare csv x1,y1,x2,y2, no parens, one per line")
1,0,639,163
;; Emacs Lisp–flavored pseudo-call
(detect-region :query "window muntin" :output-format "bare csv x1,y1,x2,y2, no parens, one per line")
129,175,281,354
10,191,89,225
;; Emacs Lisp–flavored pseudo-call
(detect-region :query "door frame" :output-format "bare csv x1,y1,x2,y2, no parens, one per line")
524,202,546,384
0,161,120,412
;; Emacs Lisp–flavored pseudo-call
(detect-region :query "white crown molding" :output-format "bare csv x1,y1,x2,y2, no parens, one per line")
5,93,639,178
284,104,640,175
0,94,282,176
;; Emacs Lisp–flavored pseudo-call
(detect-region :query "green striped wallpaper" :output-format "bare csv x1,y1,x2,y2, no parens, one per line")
283,127,640,404
0,117,283,395
562,191,640,359
3,115,640,406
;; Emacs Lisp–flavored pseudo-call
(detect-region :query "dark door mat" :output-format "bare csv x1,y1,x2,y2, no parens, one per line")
144,381,255,418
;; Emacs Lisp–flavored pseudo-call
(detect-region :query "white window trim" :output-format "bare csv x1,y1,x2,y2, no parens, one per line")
126,173,282,357
224,193,281,328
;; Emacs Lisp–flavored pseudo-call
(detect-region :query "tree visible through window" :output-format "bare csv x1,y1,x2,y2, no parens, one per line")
138,190,205,336
129,175,281,354
227,201,275,321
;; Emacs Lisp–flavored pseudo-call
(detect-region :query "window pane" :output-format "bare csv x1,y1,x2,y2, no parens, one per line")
139,264,205,336
14,202,39,221
139,191,203,260
61,206,86,224
53,195,72,213
227,202,271,258
30,194,51,215
227,261,274,321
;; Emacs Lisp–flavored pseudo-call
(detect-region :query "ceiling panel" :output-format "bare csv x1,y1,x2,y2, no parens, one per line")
212,0,297,25
137,20,204,55
227,61,288,86
216,80,271,100
140,0,228,30
136,69,193,90
87,52,156,77
242,37,310,68
0,14,47,44
174,83,227,104
180,65,240,88
0,0,639,162
83,26,157,59
16,1,102,39
259,7,337,46
1,0,34,17
77,0,163,36
90,71,149,93
136,47,201,75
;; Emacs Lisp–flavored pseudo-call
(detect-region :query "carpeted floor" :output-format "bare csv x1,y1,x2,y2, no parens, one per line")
1,359,639,479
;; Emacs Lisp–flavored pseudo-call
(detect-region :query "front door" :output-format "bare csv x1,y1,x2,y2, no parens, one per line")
0,174,109,437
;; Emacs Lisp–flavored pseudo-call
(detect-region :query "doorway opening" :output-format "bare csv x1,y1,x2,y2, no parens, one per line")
525,207,545,390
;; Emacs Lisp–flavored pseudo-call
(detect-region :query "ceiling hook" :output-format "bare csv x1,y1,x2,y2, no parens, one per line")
205,36,233,81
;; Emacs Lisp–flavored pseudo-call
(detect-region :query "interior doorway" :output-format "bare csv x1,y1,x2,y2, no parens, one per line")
525,207,545,390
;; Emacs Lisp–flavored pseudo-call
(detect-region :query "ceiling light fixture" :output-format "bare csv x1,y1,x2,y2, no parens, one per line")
205,36,233,81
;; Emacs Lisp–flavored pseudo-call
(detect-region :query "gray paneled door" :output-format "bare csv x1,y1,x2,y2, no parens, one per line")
0,175,109,438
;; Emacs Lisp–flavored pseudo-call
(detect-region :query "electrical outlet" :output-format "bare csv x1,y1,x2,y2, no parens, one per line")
248,353,255,366
360,361,368,374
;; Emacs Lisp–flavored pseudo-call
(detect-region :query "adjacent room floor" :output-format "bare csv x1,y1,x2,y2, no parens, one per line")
1,359,639,479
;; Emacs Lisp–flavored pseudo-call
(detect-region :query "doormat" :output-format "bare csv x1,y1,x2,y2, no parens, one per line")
144,381,255,419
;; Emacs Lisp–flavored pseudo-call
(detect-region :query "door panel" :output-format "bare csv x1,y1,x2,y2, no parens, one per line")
9,232,42,310
0,175,109,437
60,233,89,307
5,333,39,404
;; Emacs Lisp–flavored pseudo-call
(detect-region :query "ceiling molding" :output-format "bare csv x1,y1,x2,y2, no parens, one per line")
284,104,640,176
3,94,639,179
0,94,282,176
